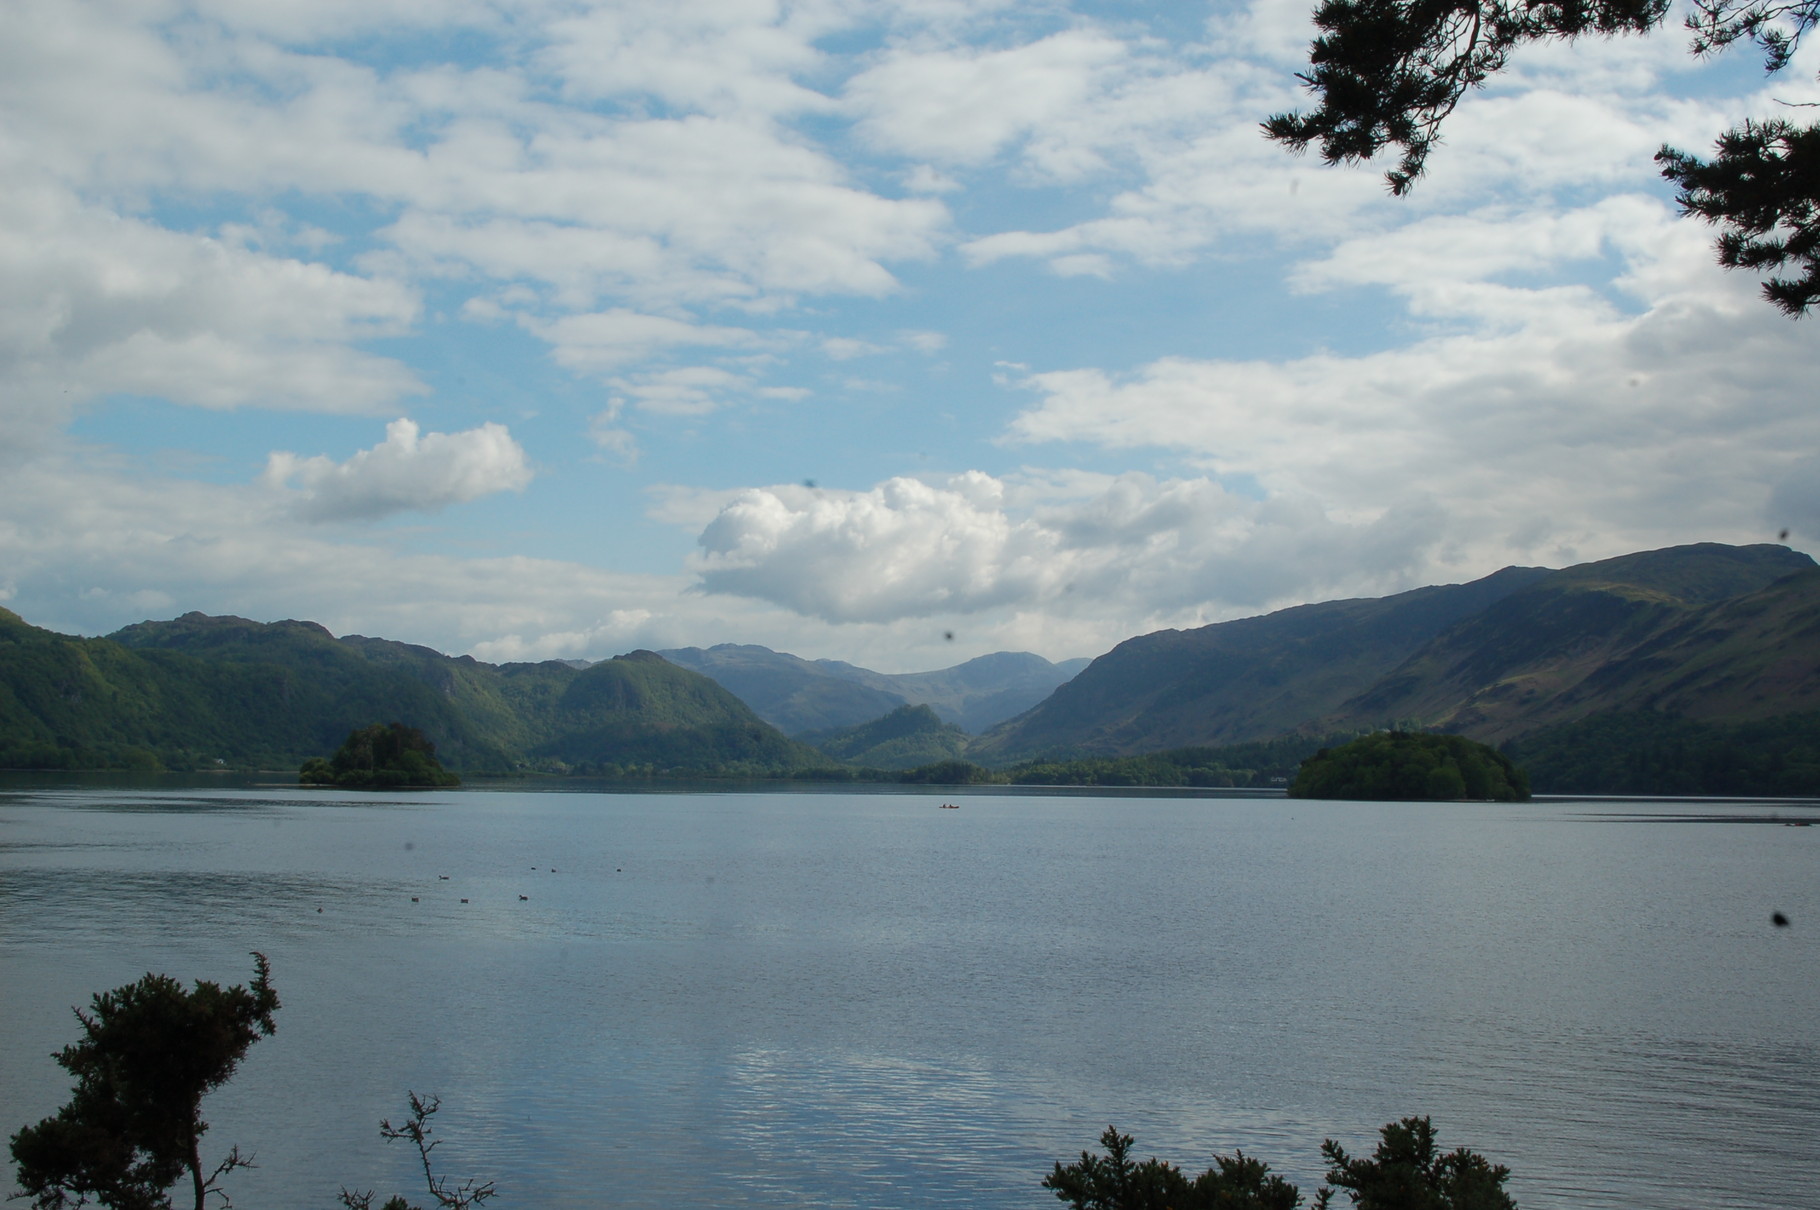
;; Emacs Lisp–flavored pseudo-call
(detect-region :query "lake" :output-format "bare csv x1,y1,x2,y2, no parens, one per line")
2,779,1816,1209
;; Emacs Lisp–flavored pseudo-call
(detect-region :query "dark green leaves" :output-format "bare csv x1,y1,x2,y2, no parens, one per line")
1046,1119,1512,1210
1320,1116,1516,1210
302,722,461,787
1044,1127,1302,1210
1263,0,1668,194
1267,0,1820,316
1288,731,1530,800
9,955,278,1210
1658,118,1820,314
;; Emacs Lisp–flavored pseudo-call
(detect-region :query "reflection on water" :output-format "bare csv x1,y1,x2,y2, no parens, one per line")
2,783,1816,1209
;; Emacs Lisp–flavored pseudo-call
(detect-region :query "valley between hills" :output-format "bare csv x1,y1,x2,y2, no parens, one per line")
4,541,1819,796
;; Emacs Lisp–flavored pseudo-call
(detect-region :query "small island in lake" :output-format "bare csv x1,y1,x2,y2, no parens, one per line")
300,722,461,788
1289,731,1529,801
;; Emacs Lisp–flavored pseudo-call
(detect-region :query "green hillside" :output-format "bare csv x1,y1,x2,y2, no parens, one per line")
797,704,970,769
1505,710,1820,796
105,611,554,768
530,651,825,774
1321,544,1818,741
2,613,820,776
968,565,1552,762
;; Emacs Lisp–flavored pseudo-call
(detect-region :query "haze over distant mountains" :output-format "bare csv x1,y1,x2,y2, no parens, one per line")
656,645,1090,735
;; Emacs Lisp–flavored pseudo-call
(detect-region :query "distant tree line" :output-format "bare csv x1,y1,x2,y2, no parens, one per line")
1504,710,1820,796
1005,736,1333,788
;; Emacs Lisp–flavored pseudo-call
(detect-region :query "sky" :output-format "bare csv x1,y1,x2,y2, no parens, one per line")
4,0,1819,674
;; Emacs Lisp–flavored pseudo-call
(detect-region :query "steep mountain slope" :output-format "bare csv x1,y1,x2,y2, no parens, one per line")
796,704,970,769
658,644,1088,734
530,651,825,772
969,565,1552,761
6,612,820,773
1324,544,1817,741
1576,565,1820,719
106,611,570,768
0,607,305,768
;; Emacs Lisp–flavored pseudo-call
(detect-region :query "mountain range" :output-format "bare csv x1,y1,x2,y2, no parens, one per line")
0,609,817,775
655,644,1089,734
2,541,1817,793
971,541,1819,766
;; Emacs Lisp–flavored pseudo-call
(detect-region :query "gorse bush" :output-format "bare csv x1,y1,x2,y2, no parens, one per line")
1046,1118,1517,1210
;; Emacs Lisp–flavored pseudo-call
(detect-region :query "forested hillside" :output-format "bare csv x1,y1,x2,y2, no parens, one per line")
1,611,815,775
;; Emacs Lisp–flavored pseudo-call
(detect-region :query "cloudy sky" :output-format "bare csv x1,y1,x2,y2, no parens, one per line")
4,0,1817,673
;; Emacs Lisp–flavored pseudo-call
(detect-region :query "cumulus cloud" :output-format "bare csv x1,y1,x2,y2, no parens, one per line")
6,0,1815,677
265,418,533,522
0,451,1101,673
690,471,1446,625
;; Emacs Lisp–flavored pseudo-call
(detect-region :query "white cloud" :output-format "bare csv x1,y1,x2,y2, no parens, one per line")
4,1,950,319
589,400,640,464
1004,213,1820,576
0,450,1112,672
540,0,841,119
690,470,1447,625
821,336,886,360
847,30,1132,171
370,116,951,308
898,328,947,353
530,309,762,373
609,366,763,415
0,184,423,451
265,418,533,522
5,0,1815,679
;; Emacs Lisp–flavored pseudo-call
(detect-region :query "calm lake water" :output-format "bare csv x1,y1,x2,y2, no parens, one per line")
2,778,1816,1209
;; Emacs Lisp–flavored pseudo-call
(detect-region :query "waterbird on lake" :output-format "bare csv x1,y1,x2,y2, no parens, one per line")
519,894,528,900
1774,911,1790,927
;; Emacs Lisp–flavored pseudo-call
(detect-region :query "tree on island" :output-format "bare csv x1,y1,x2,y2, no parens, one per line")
1045,1117,1517,1210
1264,0,1820,315
1289,731,1530,800
301,722,460,788
9,954,279,1210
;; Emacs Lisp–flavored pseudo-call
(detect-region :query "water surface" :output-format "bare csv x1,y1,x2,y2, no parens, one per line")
2,782,1815,1208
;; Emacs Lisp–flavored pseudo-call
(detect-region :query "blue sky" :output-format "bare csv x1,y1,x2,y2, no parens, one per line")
4,0,1818,672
